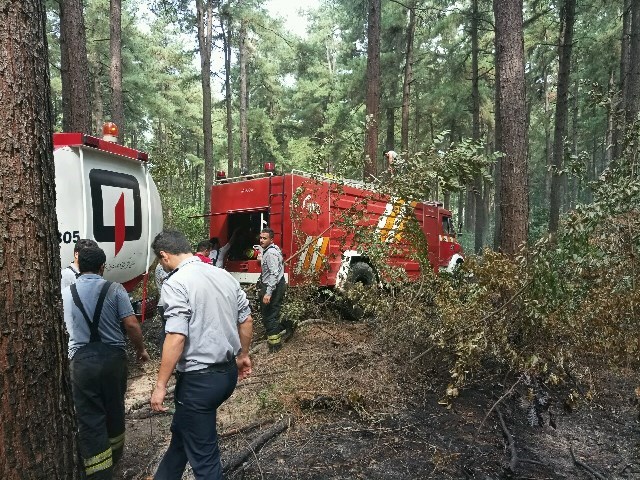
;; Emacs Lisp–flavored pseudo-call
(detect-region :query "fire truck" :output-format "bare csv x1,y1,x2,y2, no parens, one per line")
209,166,462,289
53,123,163,295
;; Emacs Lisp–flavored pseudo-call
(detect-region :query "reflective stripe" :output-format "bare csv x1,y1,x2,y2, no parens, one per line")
109,432,125,451
84,448,112,467
85,457,113,476
267,334,281,345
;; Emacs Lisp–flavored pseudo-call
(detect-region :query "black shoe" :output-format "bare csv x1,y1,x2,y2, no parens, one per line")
268,341,282,353
282,318,297,333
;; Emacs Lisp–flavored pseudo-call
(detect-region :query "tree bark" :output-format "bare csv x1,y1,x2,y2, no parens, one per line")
625,0,640,127
0,1,79,478
196,0,215,231
110,0,125,142
614,0,632,159
549,0,576,234
471,0,484,253
239,19,249,174
364,0,381,180
59,0,91,133
493,0,528,254
401,3,416,154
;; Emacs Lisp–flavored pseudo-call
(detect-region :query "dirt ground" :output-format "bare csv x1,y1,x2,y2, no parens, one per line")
116,314,640,480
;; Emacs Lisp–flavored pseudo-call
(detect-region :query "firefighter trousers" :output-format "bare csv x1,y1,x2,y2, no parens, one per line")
154,361,238,480
70,342,128,479
258,277,287,345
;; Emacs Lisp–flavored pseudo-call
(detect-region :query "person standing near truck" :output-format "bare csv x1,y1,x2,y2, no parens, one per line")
62,245,150,479
257,227,291,352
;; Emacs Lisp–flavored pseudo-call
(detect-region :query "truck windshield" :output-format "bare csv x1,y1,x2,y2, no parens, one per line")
442,216,456,236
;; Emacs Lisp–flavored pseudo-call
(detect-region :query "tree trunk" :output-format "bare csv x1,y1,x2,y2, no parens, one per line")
401,3,416,154
471,0,484,253
494,0,528,254
614,0,632,159
364,0,381,180
549,0,576,234
59,0,91,133
220,5,234,176
239,20,249,174
0,2,79,478
110,0,124,142
625,0,640,128
196,0,214,231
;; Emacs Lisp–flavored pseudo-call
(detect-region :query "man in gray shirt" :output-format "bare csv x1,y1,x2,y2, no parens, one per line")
62,245,149,479
150,230,253,480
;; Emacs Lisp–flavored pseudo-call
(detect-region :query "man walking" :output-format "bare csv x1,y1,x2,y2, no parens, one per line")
62,245,150,479
257,227,290,352
150,230,253,480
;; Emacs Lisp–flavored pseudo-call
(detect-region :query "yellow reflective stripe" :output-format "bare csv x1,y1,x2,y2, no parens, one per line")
84,448,112,467
267,334,281,345
85,457,113,476
109,432,125,450
314,237,330,271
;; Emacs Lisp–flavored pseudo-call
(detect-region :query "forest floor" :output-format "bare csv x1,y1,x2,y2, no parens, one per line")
115,314,640,480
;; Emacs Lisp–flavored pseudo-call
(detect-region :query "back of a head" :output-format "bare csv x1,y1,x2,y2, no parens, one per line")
209,237,220,248
152,230,192,256
197,240,211,252
74,238,99,254
78,245,107,274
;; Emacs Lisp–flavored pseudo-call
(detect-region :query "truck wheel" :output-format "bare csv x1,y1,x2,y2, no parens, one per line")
340,262,376,321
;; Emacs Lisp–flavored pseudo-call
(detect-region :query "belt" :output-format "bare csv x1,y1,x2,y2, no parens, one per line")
180,359,236,375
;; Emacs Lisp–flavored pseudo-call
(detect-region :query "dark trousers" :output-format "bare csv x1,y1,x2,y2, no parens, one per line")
258,276,287,336
70,343,128,479
154,361,238,480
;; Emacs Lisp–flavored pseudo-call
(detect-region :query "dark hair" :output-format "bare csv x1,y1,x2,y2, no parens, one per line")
74,238,98,254
197,240,210,252
260,227,275,239
152,230,192,256
78,245,106,273
209,237,220,247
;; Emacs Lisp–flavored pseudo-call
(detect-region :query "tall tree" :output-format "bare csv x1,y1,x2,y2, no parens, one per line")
110,0,125,141
364,0,381,180
471,0,484,253
625,0,640,126
0,1,79,478
220,2,234,176
401,2,416,154
59,0,91,132
493,0,528,254
196,0,215,228
549,0,576,234
239,19,250,174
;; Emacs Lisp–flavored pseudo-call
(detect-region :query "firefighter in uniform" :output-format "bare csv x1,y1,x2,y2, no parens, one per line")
257,227,291,352
62,245,150,479
150,230,253,480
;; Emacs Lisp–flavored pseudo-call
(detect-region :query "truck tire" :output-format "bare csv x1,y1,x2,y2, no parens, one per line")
340,262,376,321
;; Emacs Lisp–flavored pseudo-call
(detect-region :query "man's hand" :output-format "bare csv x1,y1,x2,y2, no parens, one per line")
236,354,252,380
137,348,150,362
150,384,169,412
262,294,271,304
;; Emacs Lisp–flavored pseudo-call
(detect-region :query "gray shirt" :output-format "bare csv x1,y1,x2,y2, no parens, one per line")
62,274,134,359
260,244,284,295
161,256,251,372
61,263,79,291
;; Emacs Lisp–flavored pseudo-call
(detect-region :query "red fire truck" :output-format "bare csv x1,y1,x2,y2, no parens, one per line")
209,167,462,289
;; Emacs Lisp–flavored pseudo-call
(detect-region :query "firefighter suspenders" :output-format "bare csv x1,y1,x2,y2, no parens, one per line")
70,281,112,342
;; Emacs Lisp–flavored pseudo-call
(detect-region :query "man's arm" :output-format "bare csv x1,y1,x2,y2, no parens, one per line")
151,333,186,412
122,315,150,362
236,315,253,380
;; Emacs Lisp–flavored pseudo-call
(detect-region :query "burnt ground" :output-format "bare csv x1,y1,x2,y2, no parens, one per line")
116,315,640,480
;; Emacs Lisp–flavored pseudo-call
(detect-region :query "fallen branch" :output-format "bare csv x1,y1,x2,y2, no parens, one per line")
222,416,292,474
127,385,175,413
127,409,173,420
297,318,334,327
496,408,518,472
219,418,275,438
570,445,606,480
476,374,524,436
